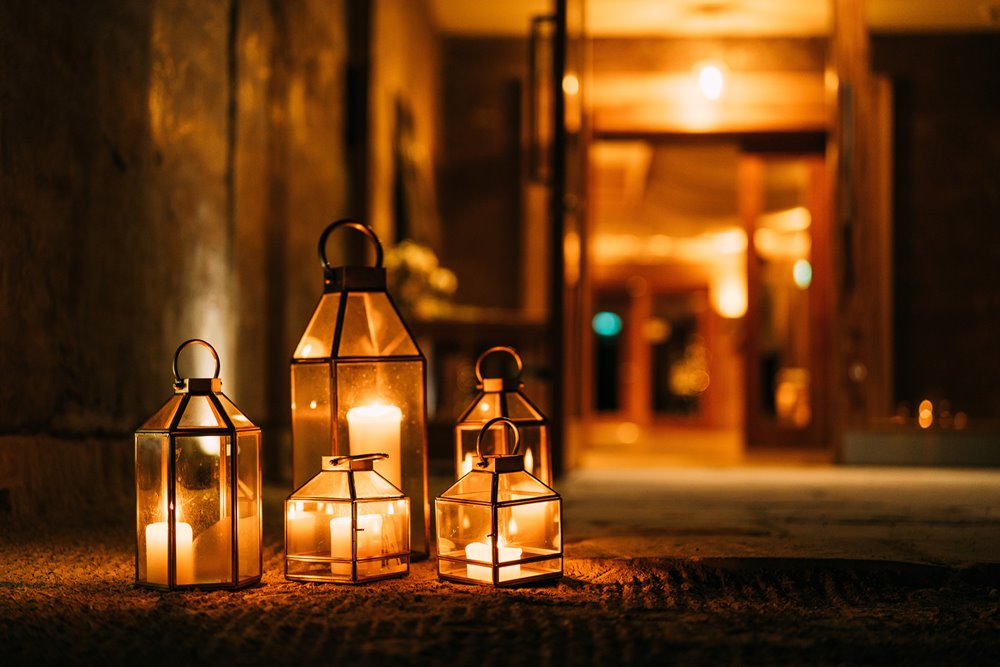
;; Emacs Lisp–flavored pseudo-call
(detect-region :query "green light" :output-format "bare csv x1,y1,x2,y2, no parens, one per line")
592,311,623,337
793,259,812,289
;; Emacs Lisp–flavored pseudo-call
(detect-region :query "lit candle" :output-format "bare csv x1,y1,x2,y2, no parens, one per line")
330,513,384,576
346,403,402,488
524,447,534,476
286,501,318,554
461,452,473,475
145,521,194,585
465,536,522,583
506,503,548,545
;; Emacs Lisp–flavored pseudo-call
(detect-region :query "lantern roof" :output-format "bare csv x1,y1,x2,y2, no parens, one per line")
457,390,545,423
292,291,419,360
439,466,557,506
138,339,257,433
290,455,405,501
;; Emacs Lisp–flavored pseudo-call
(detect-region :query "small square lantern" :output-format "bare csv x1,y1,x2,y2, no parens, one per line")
285,454,410,583
455,346,552,484
135,339,262,590
436,418,562,587
290,219,429,557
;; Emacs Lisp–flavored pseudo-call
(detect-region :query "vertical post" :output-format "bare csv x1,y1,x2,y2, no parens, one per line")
548,0,567,478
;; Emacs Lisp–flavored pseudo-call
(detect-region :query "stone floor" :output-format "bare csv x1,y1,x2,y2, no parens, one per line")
2,466,1000,666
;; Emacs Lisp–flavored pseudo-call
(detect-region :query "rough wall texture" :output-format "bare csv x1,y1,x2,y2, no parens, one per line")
0,0,351,521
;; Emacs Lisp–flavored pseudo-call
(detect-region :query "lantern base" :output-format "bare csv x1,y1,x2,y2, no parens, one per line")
437,551,563,587
135,574,262,592
285,554,410,584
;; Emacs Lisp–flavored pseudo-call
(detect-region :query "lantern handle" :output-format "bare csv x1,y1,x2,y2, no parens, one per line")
475,417,520,467
318,219,384,270
474,346,524,383
172,338,221,386
329,453,388,465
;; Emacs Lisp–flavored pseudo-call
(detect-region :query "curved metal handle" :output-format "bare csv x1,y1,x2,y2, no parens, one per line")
475,417,520,467
318,219,384,270
172,339,221,385
475,346,523,383
330,453,388,465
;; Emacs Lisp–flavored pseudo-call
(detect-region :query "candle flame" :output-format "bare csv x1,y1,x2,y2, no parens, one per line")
508,517,519,536
524,447,534,474
387,502,395,515
479,401,490,413
461,453,473,475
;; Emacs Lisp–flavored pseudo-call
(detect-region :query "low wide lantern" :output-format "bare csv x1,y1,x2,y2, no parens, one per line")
135,339,262,590
290,219,429,557
436,417,562,587
285,454,410,583
455,346,552,484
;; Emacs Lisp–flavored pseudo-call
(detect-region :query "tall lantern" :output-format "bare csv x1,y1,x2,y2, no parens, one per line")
135,339,262,590
436,418,563,587
455,346,552,484
290,219,429,557
285,454,410,583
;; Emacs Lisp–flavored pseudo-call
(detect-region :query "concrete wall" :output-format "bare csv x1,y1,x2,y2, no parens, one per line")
0,0,351,522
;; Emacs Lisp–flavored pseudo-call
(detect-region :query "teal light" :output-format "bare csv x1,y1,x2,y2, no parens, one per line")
592,311,623,337
793,259,813,289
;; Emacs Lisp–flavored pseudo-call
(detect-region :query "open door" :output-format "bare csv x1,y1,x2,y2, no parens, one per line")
741,151,832,449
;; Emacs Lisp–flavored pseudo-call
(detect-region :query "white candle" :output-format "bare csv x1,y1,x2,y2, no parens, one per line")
286,502,318,554
346,403,402,488
145,521,194,585
465,537,522,583
330,513,384,576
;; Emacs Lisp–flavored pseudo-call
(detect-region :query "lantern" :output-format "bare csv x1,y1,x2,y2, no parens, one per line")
285,453,410,583
134,339,262,590
290,219,429,557
455,346,552,484
436,417,562,587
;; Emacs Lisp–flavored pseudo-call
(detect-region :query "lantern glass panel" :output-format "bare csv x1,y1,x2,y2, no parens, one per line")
143,396,183,430
220,396,257,430
175,435,231,585
236,432,261,579
294,293,340,358
135,433,168,584
337,293,418,357
177,395,227,429
442,470,494,502
336,359,425,499
496,471,553,501
291,362,333,484
435,498,492,558
498,499,562,553
353,469,403,497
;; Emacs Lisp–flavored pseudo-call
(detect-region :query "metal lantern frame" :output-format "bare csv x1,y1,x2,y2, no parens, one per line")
436,417,563,588
285,453,410,584
134,339,263,591
454,346,552,485
290,219,430,558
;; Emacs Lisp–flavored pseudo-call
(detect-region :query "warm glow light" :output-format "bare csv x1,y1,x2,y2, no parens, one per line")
479,401,490,413
918,399,933,429
616,422,640,444
563,72,580,96
309,400,317,410
714,228,747,254
713,272,748,318
698,64,724,100
793,259,813,289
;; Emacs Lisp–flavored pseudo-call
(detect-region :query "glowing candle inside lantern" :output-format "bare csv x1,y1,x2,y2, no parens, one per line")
461,452,473,476
330,513,384,576
465,536,522,583
286,501,318,554
145,521,194,585
524,447,534,476
346,403,402,488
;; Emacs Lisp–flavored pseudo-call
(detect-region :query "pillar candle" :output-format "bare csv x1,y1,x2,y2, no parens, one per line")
465,537,522,583
145,521,194,585
346,403,402,488
286,502,318,554
330,513,384,576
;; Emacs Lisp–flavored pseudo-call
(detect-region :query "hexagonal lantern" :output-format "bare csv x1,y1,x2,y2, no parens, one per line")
454,346,551,484
135,339,262,590
436,418,562,587
290,219,429,558
285,454,410,583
